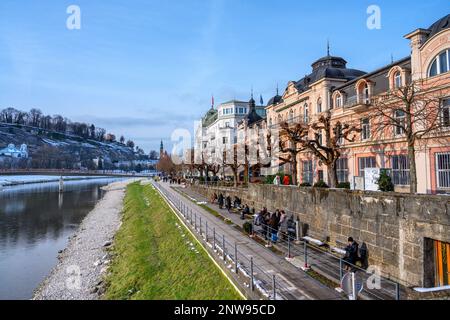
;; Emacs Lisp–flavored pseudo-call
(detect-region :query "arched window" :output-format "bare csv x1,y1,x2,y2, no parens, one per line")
303,103,309,123
317,98,322,113
289,109,294,122
429,49,449,77
394,71,402,88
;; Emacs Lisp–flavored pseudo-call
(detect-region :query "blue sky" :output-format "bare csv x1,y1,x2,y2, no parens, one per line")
0,0,448,153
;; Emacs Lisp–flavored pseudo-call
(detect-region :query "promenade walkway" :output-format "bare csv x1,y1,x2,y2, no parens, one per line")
155,181,344,300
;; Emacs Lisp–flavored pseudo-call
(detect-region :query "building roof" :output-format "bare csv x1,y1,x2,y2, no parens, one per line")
202,107,218,127
293,55,366,93
428,14,450,39
267,95,283,106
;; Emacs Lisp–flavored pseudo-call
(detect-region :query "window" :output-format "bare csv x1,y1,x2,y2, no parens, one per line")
394,71,402,88
317,98,322,113
361,118,370,140
358,157,376,177
394,110,406,135
429,49,450,77
391,155,410,186
289,109,294,122
436,152,450,189
302,160,313,184
315,131,323,145
222,137,228,144
304,104,309,123
336,158,349,183
336,94,343,108
442,99,450,127
363,84,370,103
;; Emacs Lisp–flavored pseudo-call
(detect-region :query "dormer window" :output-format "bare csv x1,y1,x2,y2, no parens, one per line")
335,94,343,108
429,49,449,77
394,71,402,88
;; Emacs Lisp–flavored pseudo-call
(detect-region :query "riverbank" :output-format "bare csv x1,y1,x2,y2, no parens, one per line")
33,179,138,300
103,182,242,300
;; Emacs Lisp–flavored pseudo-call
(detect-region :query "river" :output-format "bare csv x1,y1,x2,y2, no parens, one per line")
0,177,122,300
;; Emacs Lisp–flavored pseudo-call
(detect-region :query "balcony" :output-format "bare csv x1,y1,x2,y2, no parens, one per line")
269,115,306,130
343,95,372,111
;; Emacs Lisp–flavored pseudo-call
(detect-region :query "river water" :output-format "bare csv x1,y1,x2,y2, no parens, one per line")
0,178,122,300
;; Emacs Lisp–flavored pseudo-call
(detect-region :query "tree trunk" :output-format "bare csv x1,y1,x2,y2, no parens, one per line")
408,142,417,194
328,160,338,188
291,154,298,185
233,168,238,188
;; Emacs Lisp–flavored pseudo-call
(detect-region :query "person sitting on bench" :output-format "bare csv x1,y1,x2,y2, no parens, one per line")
241,204,250,220
343,237,359,271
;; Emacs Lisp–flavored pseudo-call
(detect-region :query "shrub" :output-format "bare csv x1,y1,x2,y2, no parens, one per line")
299,182,312,187
243,222,253,235
314,181,329,188
337,182,351,189
378,171,394,192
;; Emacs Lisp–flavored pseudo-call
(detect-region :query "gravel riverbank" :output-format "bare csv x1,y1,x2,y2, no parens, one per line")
33,179,140,300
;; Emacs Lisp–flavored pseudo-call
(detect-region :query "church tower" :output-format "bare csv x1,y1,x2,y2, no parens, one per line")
160,140,164,159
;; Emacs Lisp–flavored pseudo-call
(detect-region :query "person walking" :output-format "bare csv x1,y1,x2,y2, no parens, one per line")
225,196,232,213
283,175,290,186
273,175,281,186
343,237,359,271
218,194,224,209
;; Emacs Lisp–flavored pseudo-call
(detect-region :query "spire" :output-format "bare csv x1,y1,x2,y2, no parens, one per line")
260,94,264,106
327,39,330,56
211,94,215,109
276,83,279,96
391,53,394,64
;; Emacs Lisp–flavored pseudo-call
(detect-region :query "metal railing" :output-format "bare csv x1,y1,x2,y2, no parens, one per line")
251,219,402,300
152,182,293,300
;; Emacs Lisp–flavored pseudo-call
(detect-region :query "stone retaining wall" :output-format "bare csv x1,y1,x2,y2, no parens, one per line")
192,184,450,287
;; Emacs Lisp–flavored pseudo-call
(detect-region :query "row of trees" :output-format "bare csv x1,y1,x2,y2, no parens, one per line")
0,107,137,147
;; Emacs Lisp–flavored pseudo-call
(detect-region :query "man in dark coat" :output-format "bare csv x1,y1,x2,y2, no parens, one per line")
225,196,232,212
218,194,224,209
343,237,359,271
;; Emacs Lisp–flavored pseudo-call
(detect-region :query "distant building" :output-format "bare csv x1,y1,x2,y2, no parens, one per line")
0,144,29,158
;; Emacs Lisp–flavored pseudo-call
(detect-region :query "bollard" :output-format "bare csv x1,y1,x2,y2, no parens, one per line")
199,217,202,235
195,213,197,230
339,259,343,281
223,235,226,261
395,283,400,300
303,241,309,269
287,236,291,259
273,275,276,300
234,243,238,274
213,228,216,251
250,257,254,291
205,221,208,242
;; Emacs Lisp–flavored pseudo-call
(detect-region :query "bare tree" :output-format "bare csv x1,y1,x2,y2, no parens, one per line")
278,122,309,185
306,111,361,188
369,77,449,193
223,145,244,187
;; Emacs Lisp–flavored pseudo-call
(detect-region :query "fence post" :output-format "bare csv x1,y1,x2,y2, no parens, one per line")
339,259,343,281
250,257,254,291
205,221,208,242
199,217,202,235
395,283,400,300
288,236,291,259
213,228,216,251
234,243,238,274
223,235,226,261
273,275,276,300
195,213,197,230
303,241,309,270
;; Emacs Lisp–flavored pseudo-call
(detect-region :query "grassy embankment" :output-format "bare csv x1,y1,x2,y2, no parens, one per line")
104,182,242,300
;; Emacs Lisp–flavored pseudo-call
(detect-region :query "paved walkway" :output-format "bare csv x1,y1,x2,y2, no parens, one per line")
156,181,344,300
177,184,402,301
